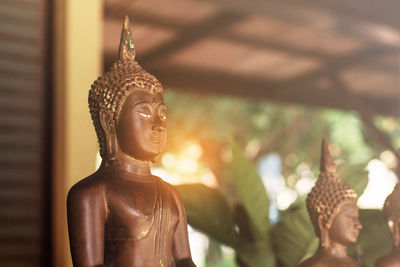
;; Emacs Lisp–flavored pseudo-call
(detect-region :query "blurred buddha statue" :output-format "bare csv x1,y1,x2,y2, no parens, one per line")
298,139,362,267
67,16,196,267
375,183,400,267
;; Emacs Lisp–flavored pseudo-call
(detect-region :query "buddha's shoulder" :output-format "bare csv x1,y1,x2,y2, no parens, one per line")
298,254,338,267
299,255,359,267
153,176,182,201
298,256,325,267
375,253,400,267
67,171,108,202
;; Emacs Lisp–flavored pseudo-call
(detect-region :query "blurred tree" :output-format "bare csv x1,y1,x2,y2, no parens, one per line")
163,90,384,183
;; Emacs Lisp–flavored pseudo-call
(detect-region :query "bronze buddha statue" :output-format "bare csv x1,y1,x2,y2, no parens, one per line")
67,16,196,267
376,183,400,267
298,139,362,267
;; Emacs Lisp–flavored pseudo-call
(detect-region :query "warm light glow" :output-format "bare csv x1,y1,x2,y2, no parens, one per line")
155,142,206,184
177,157,198,174
151,168,180,184
201,170,217,188
161,152,176,169
182,142,203,159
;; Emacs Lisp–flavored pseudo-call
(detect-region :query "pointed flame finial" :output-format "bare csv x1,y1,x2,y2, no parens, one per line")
119,15,136,61
320,138,336,173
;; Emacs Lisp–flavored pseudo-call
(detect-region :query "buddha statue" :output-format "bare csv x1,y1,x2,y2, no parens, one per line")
298,139,362,267
375,183,400,267
67,16,196,267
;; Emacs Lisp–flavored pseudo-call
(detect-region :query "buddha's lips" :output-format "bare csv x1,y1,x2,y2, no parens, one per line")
149,133,164,144
353,229,360,239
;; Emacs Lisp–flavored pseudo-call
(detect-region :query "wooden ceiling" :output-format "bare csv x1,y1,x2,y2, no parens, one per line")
103,0,400,116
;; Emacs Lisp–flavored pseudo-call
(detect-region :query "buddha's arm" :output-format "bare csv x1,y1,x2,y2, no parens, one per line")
171,187,196,267
67,181,106,267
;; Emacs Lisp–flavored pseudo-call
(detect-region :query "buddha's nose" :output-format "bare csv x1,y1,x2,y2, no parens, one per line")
152,124,165,132
355,220,362,230
153,114,166,131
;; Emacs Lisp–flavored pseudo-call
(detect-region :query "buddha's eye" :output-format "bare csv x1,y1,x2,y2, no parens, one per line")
138,112,151,118
137,105,152,118
158,106,167,121
346,215,357,221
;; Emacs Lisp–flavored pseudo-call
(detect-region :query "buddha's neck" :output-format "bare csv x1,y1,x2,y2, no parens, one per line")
319,242,348,259
392,245,400,253
107,153,151,177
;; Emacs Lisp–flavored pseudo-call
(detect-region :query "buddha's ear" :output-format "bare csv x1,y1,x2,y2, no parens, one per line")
318,216,330,248
100,109,118,161
100,109,114,135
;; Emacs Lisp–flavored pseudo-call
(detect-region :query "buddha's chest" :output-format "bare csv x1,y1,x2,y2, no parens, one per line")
322,256,359,267
105,179,179,240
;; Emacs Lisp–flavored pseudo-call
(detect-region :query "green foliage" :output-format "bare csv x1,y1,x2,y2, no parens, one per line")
236,241,275,267
223,140,270,240
205,239,236,267
165,90,396,266
321,110,373,164
374,116,400,149
163,90,378,184
177,142,275,266
270,201,317,267
176,184,239,247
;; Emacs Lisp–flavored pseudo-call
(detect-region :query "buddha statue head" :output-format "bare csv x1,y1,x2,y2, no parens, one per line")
88,16,167,164
306,139,361,249
383,183,400,247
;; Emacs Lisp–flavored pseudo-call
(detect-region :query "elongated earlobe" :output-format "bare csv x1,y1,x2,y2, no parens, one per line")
395,221,400,247
318,216,330,249
100,110,117,161
388,219,400,247
100,110,113,135
106,135,117,161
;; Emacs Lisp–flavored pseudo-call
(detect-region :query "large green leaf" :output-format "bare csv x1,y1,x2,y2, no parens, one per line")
176,183,239,248
223,140,270,240
270,202,317,267
337,164,369,196
349,209,392,267
236,241,276,267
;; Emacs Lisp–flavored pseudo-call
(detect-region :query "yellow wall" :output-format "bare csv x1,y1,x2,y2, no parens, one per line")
53,0,102,266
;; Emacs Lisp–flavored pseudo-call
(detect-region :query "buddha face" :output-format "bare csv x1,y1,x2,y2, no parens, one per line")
327,201,362,246
116,89,167,161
